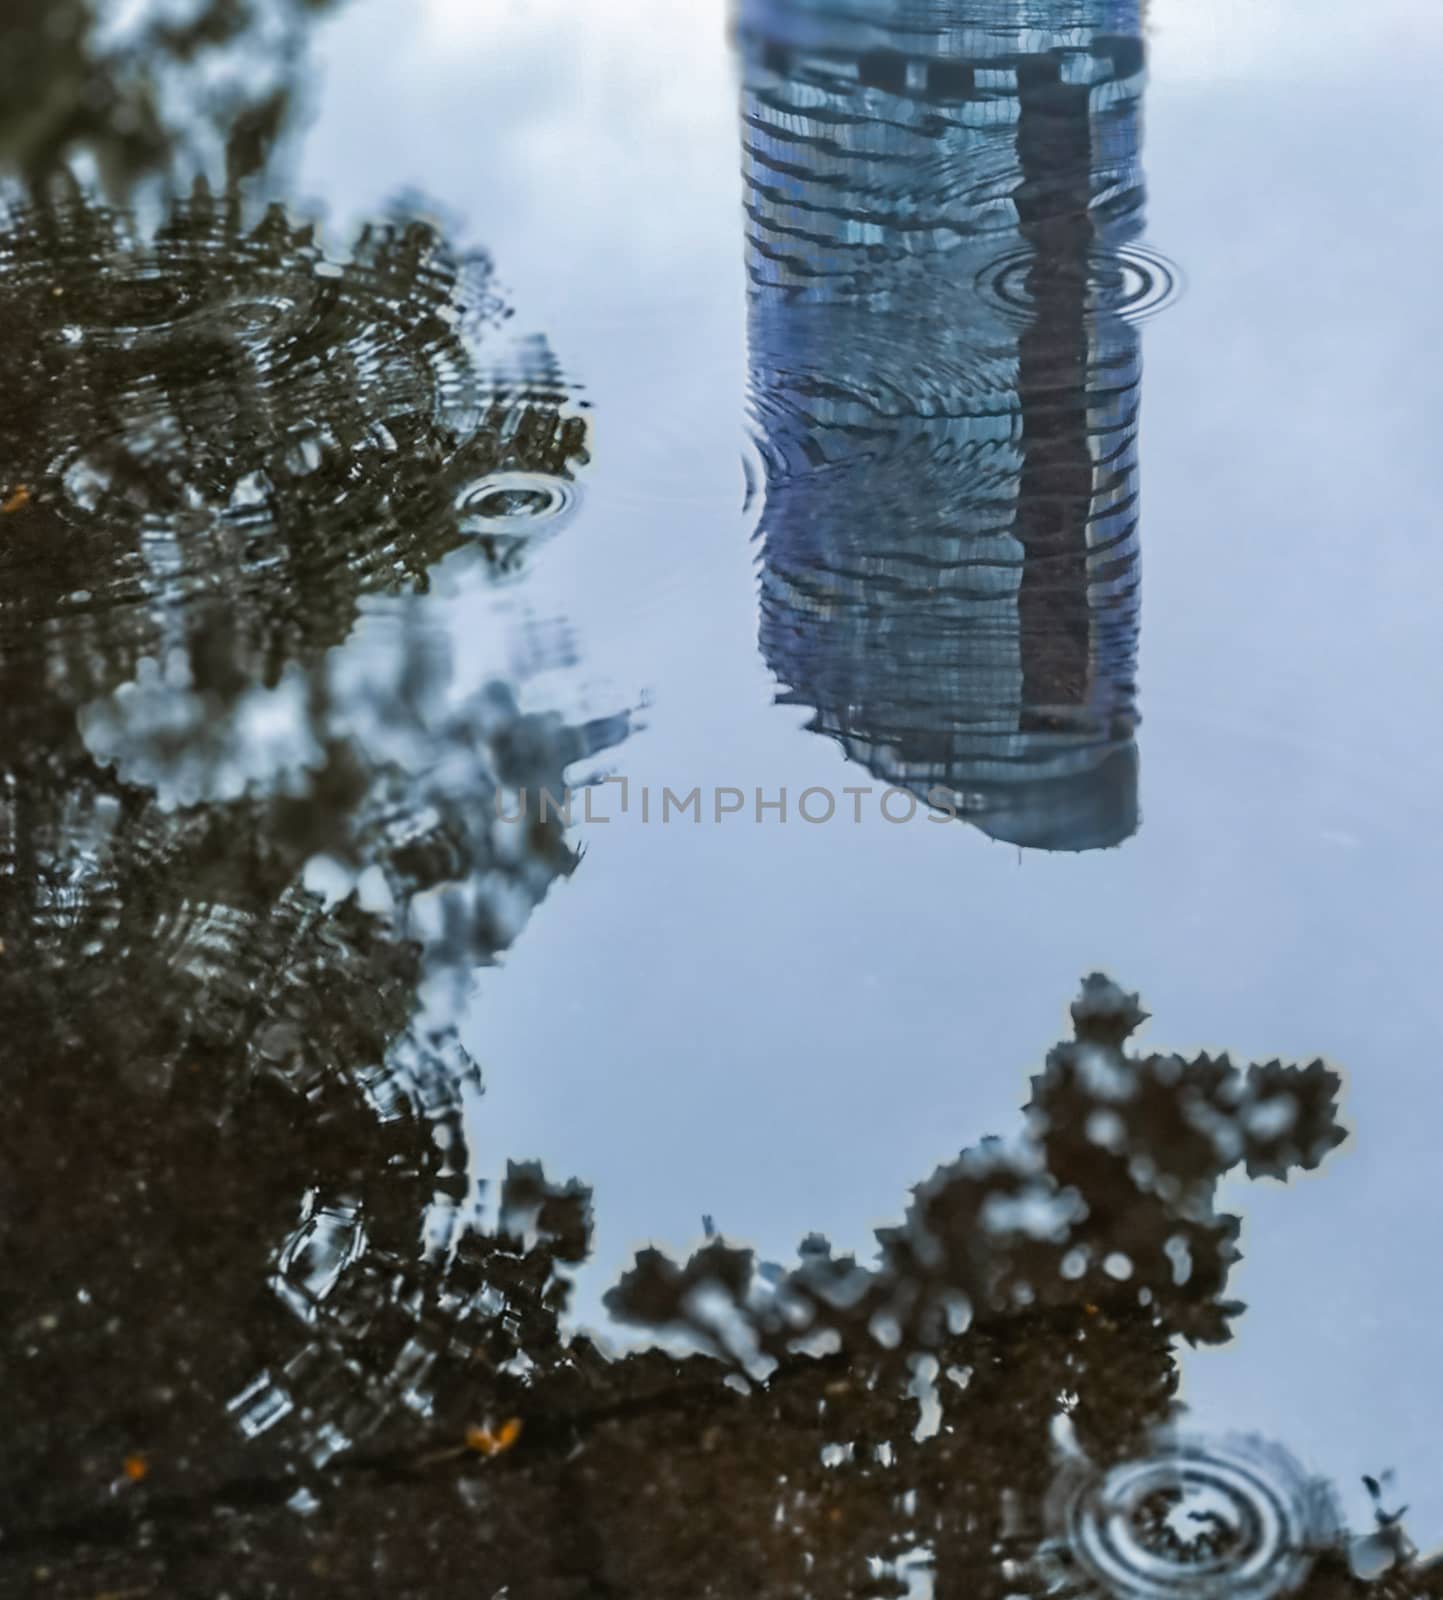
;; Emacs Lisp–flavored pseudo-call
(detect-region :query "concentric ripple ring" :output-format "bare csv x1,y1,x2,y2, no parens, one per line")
1053,1435,1333,1600
454,471,577,533
978,244,1182,325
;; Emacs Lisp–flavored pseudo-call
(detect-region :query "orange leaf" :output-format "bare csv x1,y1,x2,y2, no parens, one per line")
465,1417,523,1457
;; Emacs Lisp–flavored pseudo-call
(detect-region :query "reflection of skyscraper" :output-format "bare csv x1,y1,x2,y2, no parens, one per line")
740,0,1149,849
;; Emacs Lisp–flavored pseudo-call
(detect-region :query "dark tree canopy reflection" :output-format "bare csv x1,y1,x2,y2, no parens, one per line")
0,0,348,192
13,936,1430,1598
598,975,1356,1594
0,183,573,710
607,976,1347,1362
0,172,631,1577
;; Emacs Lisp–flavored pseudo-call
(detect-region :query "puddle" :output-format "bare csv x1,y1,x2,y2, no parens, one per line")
2,0,1440,1593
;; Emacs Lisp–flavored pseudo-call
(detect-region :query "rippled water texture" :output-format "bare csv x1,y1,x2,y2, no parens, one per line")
0,187,583,704
741,0,1163,849
2,0,1440,1594
1045,1434,1338,1599
0,163,631,1548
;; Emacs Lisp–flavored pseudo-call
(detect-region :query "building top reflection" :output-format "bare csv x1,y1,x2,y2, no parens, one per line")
742,0,1152,849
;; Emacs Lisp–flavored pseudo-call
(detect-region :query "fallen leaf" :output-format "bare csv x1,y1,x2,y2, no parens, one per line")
465,1417,523,1458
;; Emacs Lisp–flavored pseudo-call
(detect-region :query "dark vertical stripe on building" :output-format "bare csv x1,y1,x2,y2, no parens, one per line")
1015,56,1095,723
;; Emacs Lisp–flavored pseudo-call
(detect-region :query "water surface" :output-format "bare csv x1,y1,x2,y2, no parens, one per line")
2,0,1441,1593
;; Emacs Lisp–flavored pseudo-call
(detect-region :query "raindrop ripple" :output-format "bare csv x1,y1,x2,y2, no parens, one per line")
978,243,1182,325
1049,1434,1336,1600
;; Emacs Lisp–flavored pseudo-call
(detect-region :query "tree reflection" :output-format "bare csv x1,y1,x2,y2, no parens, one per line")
0,0,348,192
0,182,570,709
0,5,1435,1597
0,177,628,1558
600,975,1357,1593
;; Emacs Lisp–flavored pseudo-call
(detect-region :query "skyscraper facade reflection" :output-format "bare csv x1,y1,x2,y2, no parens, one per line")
740,0,1148,849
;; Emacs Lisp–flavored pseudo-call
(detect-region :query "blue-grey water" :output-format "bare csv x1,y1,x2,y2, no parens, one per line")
3,0,1441,1590
295,0,1443,1542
